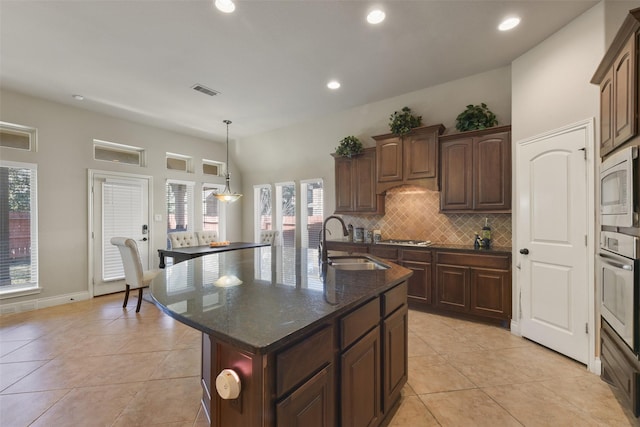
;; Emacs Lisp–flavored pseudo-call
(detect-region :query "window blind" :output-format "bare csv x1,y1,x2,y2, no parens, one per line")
166,180,194,233
102,180,143,281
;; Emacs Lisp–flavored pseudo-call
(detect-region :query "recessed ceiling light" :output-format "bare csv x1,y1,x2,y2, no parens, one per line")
215,0,235,13
72,94,84,101
498,17,520,31
327,80,341,90
367,9,385,25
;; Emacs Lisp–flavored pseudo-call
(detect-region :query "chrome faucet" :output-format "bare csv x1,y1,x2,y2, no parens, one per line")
320,215,349,264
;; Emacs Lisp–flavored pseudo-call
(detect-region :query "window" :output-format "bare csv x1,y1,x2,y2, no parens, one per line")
202,183,226,240
0,122,36,152
166,180,194,237
203,159,224,176
276,182,296,248
300,179,323,249
166,153,193,172
94,139,144,166
254,185,272,242
0,161,38,294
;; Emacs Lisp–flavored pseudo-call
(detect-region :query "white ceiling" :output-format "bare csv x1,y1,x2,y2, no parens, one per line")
1,0,598,141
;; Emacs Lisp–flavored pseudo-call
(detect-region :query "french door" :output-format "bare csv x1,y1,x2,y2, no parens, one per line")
89,170,151,296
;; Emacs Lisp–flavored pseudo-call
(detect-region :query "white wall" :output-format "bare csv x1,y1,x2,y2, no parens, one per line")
237,66,512,240
0,89,242,310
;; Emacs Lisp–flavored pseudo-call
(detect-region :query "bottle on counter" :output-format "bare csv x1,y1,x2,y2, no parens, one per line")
482,218,491,248
474,233,481,249
348,224,354,242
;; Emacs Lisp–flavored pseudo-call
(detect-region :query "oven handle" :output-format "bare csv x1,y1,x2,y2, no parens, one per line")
599,252,634,271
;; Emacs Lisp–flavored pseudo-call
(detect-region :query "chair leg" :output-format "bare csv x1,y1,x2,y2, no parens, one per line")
136,288,143,313
123,284,130,308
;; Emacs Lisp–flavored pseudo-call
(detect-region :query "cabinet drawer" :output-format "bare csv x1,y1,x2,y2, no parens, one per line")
401,249,431,262
382,282,407,318
341,298,380,350
277,325,334,398
436,251,510,270
369,246,398,261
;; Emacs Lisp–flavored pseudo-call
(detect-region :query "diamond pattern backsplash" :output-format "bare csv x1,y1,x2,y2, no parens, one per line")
340,185,512,247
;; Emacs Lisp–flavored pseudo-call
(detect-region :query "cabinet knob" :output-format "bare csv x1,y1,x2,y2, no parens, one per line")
519,248,529,255
216,369,241,399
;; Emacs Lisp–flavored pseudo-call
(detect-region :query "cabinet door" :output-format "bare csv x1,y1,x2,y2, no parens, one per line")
341,326,381,427
376,136,403,182
334,156,354,213
402,260,432,305
440,138,473,211
382,306,408,414
469,268,511,320
600,67,615,157
404,129,437,180
473,132,511,211
435,264,470,313
277,364,335,427
613,35,637,147
354,150,379,213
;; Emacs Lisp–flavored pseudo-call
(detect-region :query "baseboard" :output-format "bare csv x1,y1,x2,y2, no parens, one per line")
590,357,602,375
0,291,91,314
510,319,521,336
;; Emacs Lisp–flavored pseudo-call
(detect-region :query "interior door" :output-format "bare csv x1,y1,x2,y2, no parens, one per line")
91,171,151,296
516,125,589,364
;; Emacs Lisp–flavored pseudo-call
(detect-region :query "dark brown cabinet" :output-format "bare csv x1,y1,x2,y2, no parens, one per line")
382,305,408,413
592,8,640,157
334,147,384,215
276,365,335,427
435,251,511,323
374,124,445,193
341,326,381,427
439,126,511,213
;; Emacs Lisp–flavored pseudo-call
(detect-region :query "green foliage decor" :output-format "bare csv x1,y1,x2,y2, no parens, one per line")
455,103,498,132
335,135,363,157
389,106,422,136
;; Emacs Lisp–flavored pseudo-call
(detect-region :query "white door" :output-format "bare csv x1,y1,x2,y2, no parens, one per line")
90,172,151,296
516,124,589,364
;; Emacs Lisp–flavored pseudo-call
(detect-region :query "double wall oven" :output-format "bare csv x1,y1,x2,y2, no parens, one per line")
599,145,640,415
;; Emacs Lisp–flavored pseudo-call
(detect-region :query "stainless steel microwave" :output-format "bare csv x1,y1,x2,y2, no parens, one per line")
600,146,638,228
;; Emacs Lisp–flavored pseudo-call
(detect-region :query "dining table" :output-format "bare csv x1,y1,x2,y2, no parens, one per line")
157,241,269,268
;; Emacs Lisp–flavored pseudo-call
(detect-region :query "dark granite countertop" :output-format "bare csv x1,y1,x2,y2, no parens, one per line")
326,239,512,255
149,246,412,354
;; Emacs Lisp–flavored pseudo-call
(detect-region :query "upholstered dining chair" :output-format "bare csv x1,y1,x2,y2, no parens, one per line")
110,237,159,312
260,230,279,245
168,231,196,248
196,230,218,246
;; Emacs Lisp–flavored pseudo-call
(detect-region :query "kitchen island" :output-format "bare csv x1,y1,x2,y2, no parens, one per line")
150,245,412,427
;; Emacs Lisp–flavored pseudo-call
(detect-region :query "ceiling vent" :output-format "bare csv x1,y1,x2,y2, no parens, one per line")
192,84,220,97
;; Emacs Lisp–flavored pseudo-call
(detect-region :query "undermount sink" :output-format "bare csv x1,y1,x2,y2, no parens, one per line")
328,256,389,271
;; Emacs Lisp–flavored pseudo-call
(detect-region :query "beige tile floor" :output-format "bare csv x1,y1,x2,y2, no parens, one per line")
0,293,638,426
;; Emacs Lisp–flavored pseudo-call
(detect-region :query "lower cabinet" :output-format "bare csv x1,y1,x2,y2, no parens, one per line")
435,251,511,322
341,326,382,427
382,305,408,413
276,364,335,427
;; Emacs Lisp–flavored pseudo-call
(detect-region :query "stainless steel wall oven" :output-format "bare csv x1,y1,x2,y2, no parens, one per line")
600,231,640,353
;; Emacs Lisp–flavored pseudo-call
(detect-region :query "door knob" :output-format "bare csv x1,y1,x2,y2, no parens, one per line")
519,248,529,255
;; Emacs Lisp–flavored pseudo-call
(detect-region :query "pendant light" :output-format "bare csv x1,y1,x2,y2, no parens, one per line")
214,120,242,203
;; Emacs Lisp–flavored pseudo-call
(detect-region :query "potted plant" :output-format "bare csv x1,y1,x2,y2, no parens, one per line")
389,106,422,136
455,103,498,132
335,135,363,157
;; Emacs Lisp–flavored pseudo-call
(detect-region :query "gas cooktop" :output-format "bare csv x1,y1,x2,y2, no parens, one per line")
378,239,432,247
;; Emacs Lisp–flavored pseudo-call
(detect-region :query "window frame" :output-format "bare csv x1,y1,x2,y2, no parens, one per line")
0,121,37,152
94,139,145,166
202,183,227,241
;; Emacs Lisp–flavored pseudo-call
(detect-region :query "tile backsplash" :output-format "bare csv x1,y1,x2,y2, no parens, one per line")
340,185,512,247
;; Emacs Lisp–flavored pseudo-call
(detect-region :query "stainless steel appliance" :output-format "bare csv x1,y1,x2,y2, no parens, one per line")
378,239,432,247
599,230,640,353
600,146,638,228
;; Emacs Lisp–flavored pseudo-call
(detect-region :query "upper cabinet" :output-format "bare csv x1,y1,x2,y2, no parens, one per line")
592,8,640,157
333,147,385,215
439,126,512,213
373,124,445,193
